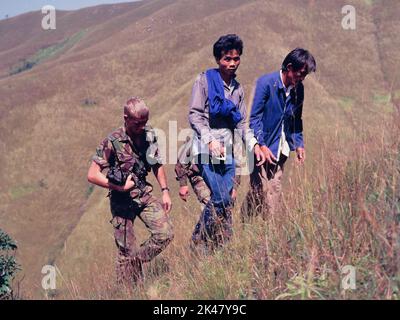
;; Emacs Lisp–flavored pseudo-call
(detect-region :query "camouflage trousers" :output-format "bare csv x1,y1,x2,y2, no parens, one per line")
110,192,174,285
190,174,211,206
241,155,287,221
188,175,213,246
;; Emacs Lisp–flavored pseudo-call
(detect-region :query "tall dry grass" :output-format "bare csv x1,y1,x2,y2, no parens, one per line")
53,110,399,300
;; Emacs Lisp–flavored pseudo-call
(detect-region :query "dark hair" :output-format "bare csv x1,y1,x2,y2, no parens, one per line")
213,34,243,60
282,48,316,73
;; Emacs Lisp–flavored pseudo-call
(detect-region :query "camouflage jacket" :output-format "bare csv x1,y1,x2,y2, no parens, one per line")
93,125,163,200
175,161,241,188
175,136,241,188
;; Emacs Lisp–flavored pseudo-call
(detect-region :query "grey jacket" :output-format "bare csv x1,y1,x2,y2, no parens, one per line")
188,72,257,156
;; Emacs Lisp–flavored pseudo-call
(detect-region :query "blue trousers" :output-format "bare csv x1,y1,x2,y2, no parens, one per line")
193,154,235,247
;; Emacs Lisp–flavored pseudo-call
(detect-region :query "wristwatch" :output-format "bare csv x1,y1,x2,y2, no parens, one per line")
161,187,170,192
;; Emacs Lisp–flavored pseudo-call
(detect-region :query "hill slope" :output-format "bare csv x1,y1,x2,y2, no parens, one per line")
0,0,398,299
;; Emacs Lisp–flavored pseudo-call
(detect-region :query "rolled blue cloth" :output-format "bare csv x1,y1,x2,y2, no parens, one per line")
205,68,242,128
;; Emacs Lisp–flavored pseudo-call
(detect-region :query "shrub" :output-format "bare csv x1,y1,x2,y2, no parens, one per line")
0,229,21,300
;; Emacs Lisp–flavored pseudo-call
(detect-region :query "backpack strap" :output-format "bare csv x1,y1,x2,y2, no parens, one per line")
108,135,124,171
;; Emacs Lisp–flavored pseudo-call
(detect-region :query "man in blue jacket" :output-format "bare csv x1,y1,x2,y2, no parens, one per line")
242,48,316,220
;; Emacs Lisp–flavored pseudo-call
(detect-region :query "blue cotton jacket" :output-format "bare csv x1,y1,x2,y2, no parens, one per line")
249,71,304,158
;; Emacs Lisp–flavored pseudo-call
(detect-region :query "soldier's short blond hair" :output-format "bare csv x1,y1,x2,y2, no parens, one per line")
124,97,149,118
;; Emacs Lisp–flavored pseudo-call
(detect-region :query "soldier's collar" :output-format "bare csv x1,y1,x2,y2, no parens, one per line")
120,125,132,143
121,125,151,143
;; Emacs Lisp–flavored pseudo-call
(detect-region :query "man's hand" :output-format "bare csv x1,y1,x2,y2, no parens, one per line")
179,186,189,202
295,147,306,165
116,174,135,192
152,164,171,213
231,188,237,202
209,140,224,158
260,145,277,164
87,161,136,192
123,175,135,191
162,190,172,214
254,144,266,166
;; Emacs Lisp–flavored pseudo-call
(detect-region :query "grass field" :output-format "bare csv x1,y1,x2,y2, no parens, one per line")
0,0,398,299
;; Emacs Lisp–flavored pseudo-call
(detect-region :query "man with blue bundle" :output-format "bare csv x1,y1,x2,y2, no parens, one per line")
188,34,265,250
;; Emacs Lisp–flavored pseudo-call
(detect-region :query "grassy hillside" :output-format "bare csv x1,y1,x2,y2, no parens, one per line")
0,2,142,76
0,0,398,299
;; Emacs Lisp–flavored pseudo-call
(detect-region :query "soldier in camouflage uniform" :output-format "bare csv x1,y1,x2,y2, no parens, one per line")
175,135,241,248
87,97,174,286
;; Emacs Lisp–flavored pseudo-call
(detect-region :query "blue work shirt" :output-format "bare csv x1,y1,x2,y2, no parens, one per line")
249,70,304,158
